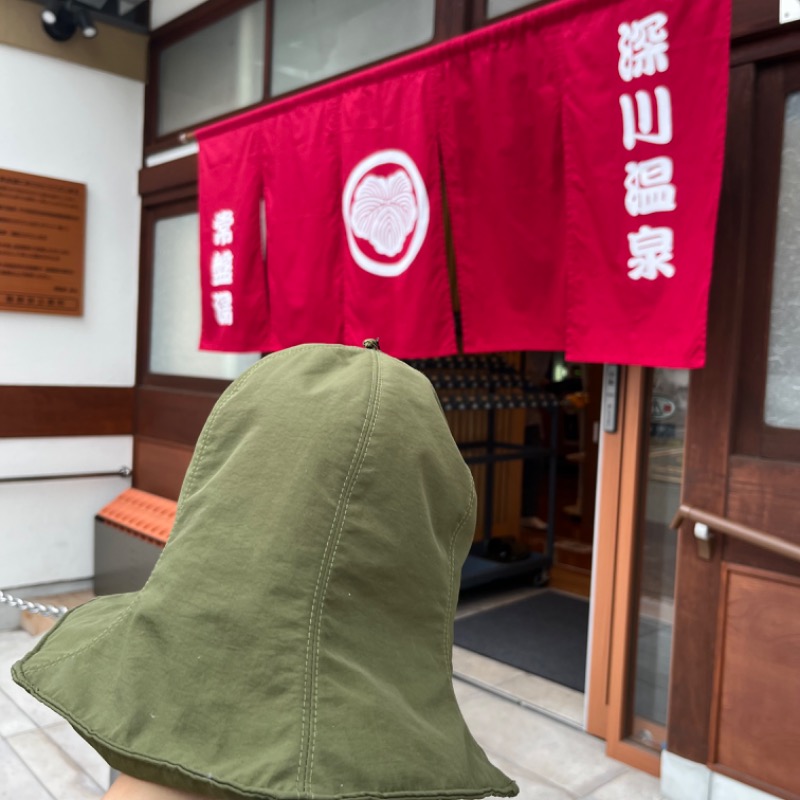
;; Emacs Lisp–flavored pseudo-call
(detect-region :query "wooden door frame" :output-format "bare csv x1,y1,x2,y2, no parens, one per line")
604,366,660,775
586,366,660,776
585,366,627,740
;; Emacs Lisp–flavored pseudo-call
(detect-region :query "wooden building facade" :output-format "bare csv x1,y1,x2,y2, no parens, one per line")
1,1,798,799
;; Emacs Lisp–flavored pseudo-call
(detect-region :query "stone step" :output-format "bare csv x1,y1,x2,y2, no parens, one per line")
20,590,95,636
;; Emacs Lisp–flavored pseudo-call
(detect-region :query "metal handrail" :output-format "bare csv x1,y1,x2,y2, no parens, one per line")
0,466,132,484
671,503,800,564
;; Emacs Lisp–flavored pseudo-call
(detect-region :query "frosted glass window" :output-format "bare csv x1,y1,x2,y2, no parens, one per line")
765,92,800,429
150,214,261,380
158,1,266,136
487,0,544,18
271,0,435,96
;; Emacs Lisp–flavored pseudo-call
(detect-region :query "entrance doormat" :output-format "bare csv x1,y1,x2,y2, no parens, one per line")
454,591,589,692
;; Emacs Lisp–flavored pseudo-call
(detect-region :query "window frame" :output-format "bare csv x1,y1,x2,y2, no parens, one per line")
145,0,465,155
138,0,473,398
734,59,800,461
137,159,237,395
471,0,556,28
145,0,273,153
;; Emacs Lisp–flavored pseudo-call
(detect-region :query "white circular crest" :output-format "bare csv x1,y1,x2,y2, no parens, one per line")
342,149,429,277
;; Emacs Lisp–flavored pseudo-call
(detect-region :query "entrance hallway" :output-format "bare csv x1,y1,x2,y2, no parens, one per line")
0,630,664,800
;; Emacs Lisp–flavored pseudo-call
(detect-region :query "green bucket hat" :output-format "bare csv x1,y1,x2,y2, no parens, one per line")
13,344,518,800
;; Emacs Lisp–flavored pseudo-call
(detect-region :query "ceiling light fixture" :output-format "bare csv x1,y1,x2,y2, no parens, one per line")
74,7,98,38
41,0,59,25
42,4,76,41
41,1,98,42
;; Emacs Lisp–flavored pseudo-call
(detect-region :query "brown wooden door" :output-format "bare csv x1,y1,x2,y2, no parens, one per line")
667,58,800,800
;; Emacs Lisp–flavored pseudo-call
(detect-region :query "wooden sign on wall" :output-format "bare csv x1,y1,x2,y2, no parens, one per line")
0,168,86,316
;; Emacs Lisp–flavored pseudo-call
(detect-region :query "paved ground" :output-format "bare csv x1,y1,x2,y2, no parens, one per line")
0,628,664,800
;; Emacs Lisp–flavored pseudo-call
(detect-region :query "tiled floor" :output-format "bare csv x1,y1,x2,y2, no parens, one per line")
0,630,108,799
454,586,586,728
0,627,664,800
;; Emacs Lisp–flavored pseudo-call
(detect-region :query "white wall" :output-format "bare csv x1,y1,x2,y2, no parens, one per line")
0,44,143,387
0,437,133,588
0,44,143,592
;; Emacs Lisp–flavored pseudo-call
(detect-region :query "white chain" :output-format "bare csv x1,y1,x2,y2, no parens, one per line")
0,590,67,619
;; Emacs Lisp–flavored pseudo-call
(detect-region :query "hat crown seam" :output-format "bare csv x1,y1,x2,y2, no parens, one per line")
297,350,382,795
